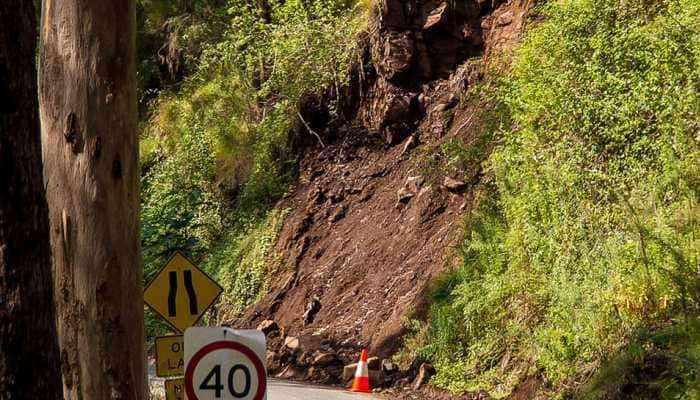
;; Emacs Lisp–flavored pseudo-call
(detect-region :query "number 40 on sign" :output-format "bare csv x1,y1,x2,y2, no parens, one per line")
184,327,267,400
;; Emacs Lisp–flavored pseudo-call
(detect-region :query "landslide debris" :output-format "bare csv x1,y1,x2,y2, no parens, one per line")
223,0,534,391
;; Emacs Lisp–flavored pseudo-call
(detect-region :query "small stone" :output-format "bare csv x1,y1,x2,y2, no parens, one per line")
284,336,300,350
312,352,338,367
276,364,305,380
381,359,397,373
397,187,414,204
303,297,321,325
413,363,436,390
444,177,467,192
433,103,450,114
401,135,417,156
265,350,277,366
497,10,515,26
405,176,424,193
256,320,278,335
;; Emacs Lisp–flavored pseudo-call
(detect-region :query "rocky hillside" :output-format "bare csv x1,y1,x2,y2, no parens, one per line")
227,0,534,386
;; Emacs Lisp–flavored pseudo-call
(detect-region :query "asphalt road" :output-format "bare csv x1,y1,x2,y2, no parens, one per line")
267,379,378,400
149,374,378,399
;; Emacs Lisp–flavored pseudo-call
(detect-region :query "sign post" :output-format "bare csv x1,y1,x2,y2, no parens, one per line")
184,327,267,400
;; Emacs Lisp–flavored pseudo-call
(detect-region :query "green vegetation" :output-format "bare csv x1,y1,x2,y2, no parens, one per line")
408,0,700,397
138,0,368,339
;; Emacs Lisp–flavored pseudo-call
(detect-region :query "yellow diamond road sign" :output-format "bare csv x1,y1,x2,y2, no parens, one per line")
145,252,223,333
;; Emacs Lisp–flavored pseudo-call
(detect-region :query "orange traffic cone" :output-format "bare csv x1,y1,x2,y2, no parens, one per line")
350,349,371,393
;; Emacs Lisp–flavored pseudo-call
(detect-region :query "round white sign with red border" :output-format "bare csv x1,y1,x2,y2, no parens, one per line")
184,327,267,400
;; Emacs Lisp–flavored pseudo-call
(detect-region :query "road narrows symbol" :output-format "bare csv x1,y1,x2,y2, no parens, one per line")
184,270,198,314
168,271,178,317
144,252,223,333
166,269,200,317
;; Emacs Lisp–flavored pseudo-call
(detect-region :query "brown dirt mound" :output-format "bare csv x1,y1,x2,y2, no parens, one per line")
238,128,468,358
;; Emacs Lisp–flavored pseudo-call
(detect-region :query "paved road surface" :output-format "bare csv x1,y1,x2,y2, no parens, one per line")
149,375,378,399
267,379,378,400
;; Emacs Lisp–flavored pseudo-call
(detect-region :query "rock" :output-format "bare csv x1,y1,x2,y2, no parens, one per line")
256,319,278,335
444,176,467,192
303,297,321,325
378,31,415,82
400,135,417,156
298,334,325,352
405,176,424,193
423,2,448,30
433,103,449,113
265,350,277,369
397,187,414,204
276,364,305,380
497,10,515,26
369,370,385,387
413,363,436,390
329,206,346,223
312,352,338,367
343,363,358,382
284,336,300,350
382,359,397,373
367,356,381,370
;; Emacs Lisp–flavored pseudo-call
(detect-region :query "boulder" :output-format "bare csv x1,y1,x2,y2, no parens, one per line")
413,363,436,390
312,352,338,367
367,356,381,370
256,319,278,335
378,31,415,82
297,334,324,352
343,363,358,383
423,2,449,30
370,370,385,387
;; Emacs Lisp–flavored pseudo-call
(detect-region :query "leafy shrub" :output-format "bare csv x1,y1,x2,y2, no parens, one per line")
140,0,368,340
414,0,700,397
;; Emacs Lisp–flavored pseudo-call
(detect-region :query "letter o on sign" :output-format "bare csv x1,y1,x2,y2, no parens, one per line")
185,341,267,400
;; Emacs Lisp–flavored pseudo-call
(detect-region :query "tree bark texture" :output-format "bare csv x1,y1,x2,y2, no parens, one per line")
0,1,63,399
39,0,146,399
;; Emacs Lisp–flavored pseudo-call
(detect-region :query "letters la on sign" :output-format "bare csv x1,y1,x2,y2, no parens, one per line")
144,252,223,333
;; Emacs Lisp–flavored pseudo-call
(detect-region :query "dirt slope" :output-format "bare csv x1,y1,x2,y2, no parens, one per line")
226,0,534,382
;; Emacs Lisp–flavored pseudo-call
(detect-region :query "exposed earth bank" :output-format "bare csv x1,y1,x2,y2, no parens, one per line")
225,0,535,395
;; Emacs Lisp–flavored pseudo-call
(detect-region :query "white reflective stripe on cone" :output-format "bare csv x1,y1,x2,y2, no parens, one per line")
355,361,369,378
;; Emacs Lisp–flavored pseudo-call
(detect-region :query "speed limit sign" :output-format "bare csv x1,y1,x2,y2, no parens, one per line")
184,327,267,400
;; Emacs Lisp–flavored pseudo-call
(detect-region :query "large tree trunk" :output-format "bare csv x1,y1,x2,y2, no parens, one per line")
39,1,146,399
0,1,63,399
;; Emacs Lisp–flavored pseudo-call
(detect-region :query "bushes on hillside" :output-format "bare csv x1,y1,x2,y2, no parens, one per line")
140,0,368,339
413,0,700,397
